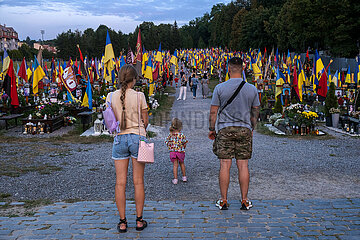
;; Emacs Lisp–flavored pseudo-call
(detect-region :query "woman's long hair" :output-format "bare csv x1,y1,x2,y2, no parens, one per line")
117,64,138,129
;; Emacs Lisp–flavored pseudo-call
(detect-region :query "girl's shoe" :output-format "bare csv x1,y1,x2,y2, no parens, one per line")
136,216,148,231
172,179,178,184
117,218,127,233
182,176,187,182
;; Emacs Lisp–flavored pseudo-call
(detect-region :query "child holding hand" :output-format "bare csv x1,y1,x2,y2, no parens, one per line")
165,118,188,184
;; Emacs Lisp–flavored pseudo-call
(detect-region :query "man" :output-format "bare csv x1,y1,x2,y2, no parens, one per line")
209,57,260,211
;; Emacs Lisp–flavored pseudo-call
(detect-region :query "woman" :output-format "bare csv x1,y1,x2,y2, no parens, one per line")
107,64,149,233
201,72,209,99
177,74,188,100
191,73,198,99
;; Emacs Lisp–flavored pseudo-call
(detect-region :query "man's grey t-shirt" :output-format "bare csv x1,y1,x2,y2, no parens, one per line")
211,78,260,131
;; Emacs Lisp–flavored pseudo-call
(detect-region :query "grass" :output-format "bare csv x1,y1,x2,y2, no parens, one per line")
149,86,175,126
0,193,12,201
208,75,220,93
147,131,157,138
0,161,63,177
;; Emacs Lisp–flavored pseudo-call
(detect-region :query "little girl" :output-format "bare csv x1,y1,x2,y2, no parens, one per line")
165,118,188,184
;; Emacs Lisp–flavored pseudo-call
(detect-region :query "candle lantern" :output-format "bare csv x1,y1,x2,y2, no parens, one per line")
39,122,45,134
32,123,37,135
93,119,102,136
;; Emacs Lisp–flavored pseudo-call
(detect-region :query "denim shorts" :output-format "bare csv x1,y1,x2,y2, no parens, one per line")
112,134,147,160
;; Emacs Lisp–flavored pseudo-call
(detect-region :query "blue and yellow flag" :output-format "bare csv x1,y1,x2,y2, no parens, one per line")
104,30,115,83
81,77,92,109
2,48,10,74
33,56,45,95
345,66,351,83
155,43,162,62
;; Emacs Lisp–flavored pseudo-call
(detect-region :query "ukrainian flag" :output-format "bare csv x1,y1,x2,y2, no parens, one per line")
2,48,10,74
33,56,45,95
155,43,162,62
276,67,285,98
104,30,115,83
81,77,92,109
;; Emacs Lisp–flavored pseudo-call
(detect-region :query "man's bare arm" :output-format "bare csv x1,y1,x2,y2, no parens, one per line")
209,105,219,130
250,106,260,130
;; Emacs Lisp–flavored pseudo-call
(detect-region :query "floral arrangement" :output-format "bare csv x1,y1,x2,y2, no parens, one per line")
299,111,318,126
269,113,283,124
329,107,341,114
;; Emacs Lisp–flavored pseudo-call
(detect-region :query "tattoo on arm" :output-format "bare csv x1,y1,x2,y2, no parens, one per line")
250,106,260,130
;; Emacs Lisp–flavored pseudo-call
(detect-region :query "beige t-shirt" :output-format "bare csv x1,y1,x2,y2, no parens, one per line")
106,89,148,137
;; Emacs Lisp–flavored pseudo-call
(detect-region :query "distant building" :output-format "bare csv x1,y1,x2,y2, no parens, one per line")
0,24,19,50
34,42,57,54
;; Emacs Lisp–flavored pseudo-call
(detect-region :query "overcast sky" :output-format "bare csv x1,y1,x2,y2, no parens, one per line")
0,0,231,41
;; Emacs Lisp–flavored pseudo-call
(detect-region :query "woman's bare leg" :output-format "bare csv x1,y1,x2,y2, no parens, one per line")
132,157,146,228
114,159,129,230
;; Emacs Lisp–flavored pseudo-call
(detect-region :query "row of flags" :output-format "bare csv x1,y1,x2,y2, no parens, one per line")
2,29,360,109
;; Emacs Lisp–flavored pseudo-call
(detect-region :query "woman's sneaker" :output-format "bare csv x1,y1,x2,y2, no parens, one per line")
182,176,187,182
215,199,229,210
172,179,178,185
240,200,253,210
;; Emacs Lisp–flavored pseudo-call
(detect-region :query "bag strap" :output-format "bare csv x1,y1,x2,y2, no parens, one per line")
218,80,246,115
137,92,141,136
107,92,113,107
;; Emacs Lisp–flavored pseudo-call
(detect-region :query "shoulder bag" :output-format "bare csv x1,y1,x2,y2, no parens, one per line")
136,92,155,163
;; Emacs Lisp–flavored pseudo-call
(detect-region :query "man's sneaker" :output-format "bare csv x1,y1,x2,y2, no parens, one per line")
172,179,178,185
240,200,253,210
215,199,229,210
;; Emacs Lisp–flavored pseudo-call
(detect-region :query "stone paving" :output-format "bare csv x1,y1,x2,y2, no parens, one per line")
1,199,360,239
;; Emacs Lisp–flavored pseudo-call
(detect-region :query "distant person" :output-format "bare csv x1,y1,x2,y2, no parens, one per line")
165,118,188,184
191,73,199,99
201,71,209,99
177,74,188,100
209,57,260,211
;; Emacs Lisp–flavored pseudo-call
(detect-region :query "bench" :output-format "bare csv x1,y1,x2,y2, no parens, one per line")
0,114,24,130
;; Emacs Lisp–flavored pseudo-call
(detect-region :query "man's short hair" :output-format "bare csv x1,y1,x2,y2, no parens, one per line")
228,57,243,72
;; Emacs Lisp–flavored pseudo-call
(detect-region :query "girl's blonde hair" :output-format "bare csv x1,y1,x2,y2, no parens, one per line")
169,118,182,132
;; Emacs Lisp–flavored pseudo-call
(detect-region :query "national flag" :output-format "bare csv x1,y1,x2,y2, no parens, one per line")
332,70,339,87
318,60,332,100
293,66,299,100
33,56,45,95
314,50,324,84
2,48,10,74
135,29,142,63
345,66,351,83
81,77,92,109
18,57,28,81
298,60,306,102
104,30,115,82
170,50,177,65
144,54,153,80
306,49,309,61
355,57,360,84
155,43,162,62
5,59,19,107
276,67,285,97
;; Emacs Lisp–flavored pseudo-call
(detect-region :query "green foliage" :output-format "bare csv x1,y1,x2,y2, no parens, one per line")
273,97,283,113
46,0,359,58
324,82,338,117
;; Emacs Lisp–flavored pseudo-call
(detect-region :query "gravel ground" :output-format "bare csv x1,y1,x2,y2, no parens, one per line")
1,84,360,202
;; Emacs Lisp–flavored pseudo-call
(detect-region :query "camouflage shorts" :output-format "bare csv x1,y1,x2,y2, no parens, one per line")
213,126,253,160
